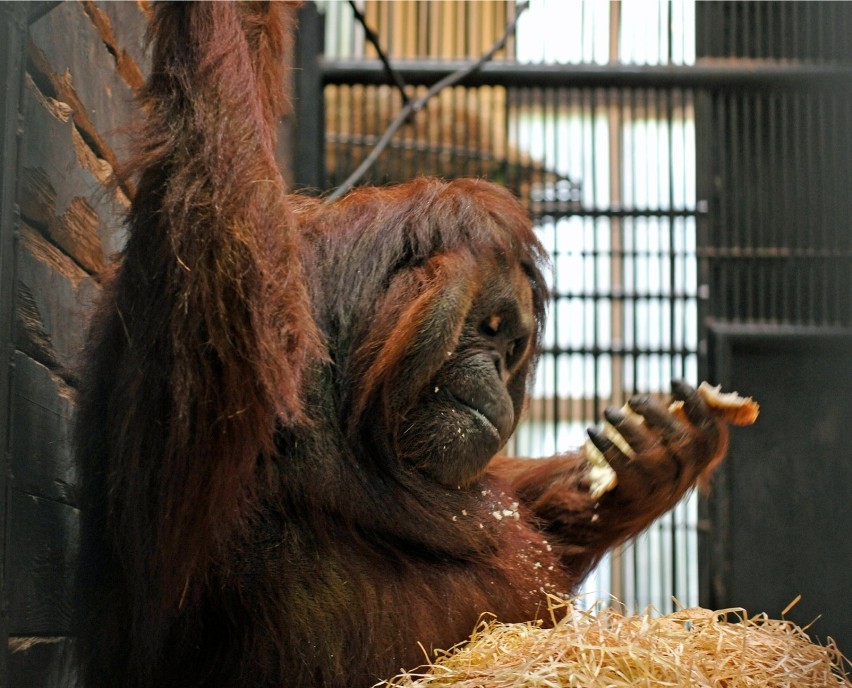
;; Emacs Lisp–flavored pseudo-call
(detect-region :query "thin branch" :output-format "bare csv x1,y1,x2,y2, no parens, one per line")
347,0,410,107
325,0,530,204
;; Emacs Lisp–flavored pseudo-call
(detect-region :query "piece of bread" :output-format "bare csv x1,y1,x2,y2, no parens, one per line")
669,381,760,426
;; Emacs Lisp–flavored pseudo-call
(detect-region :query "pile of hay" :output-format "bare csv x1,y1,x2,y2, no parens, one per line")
384,598,850,687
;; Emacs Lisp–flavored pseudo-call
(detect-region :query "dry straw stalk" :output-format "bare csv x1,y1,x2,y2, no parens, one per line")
383,597,851,688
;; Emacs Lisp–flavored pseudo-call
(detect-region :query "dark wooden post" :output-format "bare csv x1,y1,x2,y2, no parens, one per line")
0,5,28,685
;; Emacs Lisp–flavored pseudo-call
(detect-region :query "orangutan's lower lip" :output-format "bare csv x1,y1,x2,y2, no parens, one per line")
446,391,501,439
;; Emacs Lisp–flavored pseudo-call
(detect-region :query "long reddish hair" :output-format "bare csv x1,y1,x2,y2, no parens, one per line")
75,3,320,683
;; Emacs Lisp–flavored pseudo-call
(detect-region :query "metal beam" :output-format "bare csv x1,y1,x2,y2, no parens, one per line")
321,58,852,91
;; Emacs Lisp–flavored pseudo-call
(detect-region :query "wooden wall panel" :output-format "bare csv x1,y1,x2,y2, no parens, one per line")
15,223,95,374
22,17,132,262
20,83,113,272
28,1,142,177
7,490,79,636
10,352,77,506
90,0,151,80
0,4,29,685
8,638,72,688
3,2,149,685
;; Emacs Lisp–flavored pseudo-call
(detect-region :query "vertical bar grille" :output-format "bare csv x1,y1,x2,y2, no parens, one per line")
700,85,852,328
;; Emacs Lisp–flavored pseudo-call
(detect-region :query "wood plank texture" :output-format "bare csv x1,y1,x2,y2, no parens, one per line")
28,0,140,173
10,352,77,506
4,2,147,685
8,637,73,688
21,54,127,263
14,222,98,375
0,5,29,686
7,489,79,636
85,0,150,89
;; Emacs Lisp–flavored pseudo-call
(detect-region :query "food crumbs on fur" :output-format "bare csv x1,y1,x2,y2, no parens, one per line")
492,511,503,520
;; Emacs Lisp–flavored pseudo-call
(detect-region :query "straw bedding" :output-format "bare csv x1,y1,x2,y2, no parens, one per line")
383,597,850,687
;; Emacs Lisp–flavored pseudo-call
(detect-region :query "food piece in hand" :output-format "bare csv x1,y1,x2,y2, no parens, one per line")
668,381,760,426
585,400,647,499
585,437,618,500
585,381,759,499
698,381,760,425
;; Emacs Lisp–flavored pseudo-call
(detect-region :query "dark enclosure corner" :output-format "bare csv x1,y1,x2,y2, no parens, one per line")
0,2,851,686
